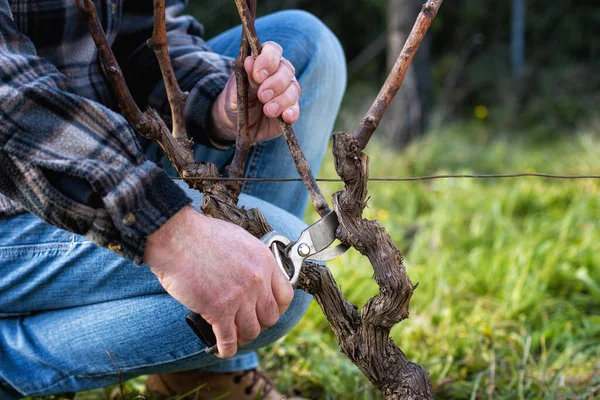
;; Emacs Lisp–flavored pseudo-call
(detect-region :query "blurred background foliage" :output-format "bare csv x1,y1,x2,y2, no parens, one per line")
188,0,600,145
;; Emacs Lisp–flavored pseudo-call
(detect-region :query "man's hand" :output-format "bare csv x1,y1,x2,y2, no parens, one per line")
143,206,294,358
210,41,301,143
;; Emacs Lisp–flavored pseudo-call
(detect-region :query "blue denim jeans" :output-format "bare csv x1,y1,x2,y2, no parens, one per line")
0,10,346,398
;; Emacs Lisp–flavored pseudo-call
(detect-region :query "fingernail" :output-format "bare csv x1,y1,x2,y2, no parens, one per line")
259,69,269,81
285,108,295,120
266,103,279,115
262,90,274,102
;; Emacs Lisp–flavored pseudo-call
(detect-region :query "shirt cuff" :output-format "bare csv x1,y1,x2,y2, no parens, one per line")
184,71,233,149
102,160,191,264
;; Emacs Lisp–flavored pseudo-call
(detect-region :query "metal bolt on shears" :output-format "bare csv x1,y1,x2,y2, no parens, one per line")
261,211,350,288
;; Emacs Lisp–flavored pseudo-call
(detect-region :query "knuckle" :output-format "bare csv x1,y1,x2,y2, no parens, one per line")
245,323,261,340
218,340,237,356
290,88,299,101
282,84,299,104
292,79,302,96
264,316,278,329
237,313,261,344
265,41,283,55
277,281,294,305
260,44,282,71
281,59,296,76
278,295,293,311
213,294,239,316
259,299,281,327
282,297,293,310
277,72,290,86
220,337,237,349
265,310,280,327
266,55,280,72
228,287,245,304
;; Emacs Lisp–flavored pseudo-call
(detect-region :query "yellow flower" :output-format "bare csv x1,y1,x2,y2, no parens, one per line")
482,325,493,337
474,105,489,119
378,209,389,221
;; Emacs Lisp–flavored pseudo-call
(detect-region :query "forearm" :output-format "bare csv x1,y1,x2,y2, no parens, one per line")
0,0,191,263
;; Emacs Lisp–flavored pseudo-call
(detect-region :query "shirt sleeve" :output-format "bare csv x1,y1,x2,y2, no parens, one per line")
0,0,191,264
114,0,235,148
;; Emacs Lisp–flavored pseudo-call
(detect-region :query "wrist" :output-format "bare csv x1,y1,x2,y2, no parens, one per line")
144,205,203,269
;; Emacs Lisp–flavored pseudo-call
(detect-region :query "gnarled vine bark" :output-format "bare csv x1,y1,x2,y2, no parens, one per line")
77,0,443,398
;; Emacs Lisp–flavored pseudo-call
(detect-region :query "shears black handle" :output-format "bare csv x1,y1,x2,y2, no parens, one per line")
186,311,218,354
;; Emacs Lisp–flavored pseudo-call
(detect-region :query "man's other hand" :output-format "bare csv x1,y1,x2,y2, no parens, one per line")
210,41,301,143
143,206,295,358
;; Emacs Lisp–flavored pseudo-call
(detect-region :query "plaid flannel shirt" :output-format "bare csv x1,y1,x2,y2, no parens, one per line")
0,0,234,264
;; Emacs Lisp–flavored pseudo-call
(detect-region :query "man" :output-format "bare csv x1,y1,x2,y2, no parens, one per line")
0,0,346,398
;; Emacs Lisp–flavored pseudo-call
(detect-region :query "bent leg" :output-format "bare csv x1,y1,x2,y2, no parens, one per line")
0,10,345,397
0,185,311,397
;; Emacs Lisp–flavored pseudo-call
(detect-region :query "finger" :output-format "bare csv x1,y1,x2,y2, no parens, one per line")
282,102,300,125
234,305,262,346
243,56,259,90
252,41,283,84
263,79,301,119
212,319,238,358
257,59,296,104
271,266,294,317
255,292,281,330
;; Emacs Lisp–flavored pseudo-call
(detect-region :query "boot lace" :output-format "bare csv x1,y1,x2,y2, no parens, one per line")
233,368,275,397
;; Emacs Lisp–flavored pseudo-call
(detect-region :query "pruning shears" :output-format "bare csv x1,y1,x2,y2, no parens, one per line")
186,211,349,354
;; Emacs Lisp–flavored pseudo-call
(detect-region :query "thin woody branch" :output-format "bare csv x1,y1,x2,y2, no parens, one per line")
148,0,190,148
79,0,271,230
233,0,331,217
75,0,148,134
352,0,443,150
234,0,261,57
77,0,218,184
226,0,256,196
80,0,443,396
225,48,250,196
280,122,330,217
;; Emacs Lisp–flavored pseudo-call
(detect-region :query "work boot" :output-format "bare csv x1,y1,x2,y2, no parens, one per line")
146,368,304,399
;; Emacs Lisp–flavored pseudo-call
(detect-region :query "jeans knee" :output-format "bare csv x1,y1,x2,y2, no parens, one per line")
280,9,338,48
270,10,346,94
244,288,313,350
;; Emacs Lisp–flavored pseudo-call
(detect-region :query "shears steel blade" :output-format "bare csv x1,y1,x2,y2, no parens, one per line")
287,211,349,265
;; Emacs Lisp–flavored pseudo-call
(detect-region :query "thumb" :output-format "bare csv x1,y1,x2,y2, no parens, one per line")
244,56,260,94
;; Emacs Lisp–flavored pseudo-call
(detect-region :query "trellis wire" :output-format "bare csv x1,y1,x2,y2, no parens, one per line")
173,173,600,183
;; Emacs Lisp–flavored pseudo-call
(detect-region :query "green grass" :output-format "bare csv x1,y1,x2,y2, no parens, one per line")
36,121,600,400
272,122,600,399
